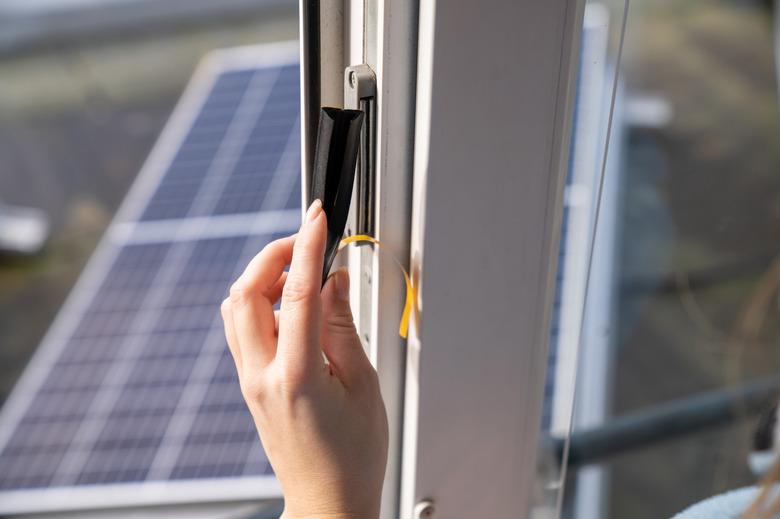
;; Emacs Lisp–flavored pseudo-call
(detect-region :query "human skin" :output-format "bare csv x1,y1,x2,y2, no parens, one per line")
220,199,389,519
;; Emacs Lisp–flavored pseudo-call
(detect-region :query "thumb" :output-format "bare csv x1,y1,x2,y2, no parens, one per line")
321,268,370,385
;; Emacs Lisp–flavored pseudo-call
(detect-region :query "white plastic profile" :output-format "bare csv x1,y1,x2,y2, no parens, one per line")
342,1,419,518
401,1,586,517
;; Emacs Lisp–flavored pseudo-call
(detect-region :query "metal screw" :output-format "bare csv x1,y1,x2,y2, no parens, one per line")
414,500,435,519
349,70,357,88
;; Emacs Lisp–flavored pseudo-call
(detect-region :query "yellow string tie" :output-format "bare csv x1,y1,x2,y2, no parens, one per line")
339,234,416,339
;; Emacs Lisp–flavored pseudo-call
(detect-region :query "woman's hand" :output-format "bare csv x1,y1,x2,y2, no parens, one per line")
220,200,389,519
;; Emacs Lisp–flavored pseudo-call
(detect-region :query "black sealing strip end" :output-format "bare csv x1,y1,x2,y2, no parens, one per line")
309,107,364,285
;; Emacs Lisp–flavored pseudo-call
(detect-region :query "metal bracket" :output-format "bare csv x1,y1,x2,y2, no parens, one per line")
344,64,377,237
344,64,377,347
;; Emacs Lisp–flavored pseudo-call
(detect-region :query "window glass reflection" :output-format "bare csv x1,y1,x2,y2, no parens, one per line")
551,1,780,518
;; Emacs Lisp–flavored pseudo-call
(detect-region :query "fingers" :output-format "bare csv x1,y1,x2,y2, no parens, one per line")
277,200,327,378
228,236,295,371
237,236,295,296
269,271,288,308
222,198,327,385
221,297,242,374
320,268,371,387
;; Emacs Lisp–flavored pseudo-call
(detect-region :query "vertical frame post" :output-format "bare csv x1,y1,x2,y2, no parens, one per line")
401,1,585,517
300,1,418,516
299,0,344,206
345,1,419,518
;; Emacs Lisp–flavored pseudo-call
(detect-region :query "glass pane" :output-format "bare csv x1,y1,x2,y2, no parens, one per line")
533,1,628,516
559,1,780,518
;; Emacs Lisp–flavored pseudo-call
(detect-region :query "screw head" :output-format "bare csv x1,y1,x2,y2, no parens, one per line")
414,500,435,519
349,70,357,88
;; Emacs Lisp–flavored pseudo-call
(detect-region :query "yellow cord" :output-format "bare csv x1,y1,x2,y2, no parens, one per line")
339,234,416,339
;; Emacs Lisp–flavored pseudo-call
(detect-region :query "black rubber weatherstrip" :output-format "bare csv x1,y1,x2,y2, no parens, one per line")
302,0,320,175
309,107,364,285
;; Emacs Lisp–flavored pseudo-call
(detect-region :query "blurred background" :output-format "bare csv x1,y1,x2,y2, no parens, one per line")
0,0,779,518
556,0,780,517
0,0,297,406
611,0,780,513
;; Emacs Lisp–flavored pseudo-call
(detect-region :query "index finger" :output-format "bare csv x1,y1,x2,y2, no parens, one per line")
277,200,327,375
229,235,295,370
234,234,296,297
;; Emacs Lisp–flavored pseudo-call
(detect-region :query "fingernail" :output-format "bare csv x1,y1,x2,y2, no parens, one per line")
305,199,322,224
334,267,350,302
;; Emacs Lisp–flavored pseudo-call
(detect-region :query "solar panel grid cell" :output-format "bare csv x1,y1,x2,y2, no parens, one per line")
213,65,300,216
139,70,256,222
67,236,246,486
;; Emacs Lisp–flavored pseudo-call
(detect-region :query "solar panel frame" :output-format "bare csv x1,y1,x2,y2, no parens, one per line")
0,41,301,515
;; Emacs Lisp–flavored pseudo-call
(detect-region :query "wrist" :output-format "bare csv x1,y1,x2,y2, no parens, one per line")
281,503,380,519
280,488,381,519
281,512,375,519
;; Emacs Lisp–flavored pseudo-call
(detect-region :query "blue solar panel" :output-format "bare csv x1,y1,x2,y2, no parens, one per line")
0,43,299,514
212,65,300,216
140,70,256,222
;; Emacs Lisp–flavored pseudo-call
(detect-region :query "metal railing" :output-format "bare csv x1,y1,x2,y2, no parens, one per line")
550,374,780,468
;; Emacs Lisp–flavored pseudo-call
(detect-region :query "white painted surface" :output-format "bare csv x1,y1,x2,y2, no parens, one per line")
551,3,611,438
0,477,281,516
15,502,273,519
401,1,585,517
572,77,625,519
342,1,418,517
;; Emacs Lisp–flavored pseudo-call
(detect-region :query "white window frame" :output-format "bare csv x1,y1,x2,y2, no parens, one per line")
301,1,586,516
341,1,419,518
400,1,585,517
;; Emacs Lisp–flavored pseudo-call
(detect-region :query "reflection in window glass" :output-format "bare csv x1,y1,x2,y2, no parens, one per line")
555,1,780,518
534,2,626,517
